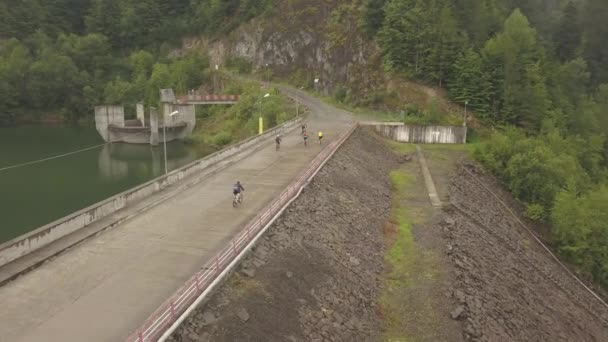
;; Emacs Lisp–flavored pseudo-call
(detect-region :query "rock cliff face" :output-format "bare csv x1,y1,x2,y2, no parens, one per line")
178,0,383,97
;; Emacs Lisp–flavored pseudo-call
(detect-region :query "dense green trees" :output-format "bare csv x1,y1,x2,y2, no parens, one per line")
370,0,608,288
374,0,606,127
552,186,608,287
582,0,608,85
0,0,269,122
378,1,463,86
553,1,581,62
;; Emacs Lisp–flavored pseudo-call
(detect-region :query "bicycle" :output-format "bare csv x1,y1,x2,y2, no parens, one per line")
233,192,243,207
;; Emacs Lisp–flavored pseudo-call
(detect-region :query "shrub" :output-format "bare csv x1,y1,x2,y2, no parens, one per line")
552,186,608,288
226,56,252,74
212,130,232,146
334,85,348,103
525,203,545,220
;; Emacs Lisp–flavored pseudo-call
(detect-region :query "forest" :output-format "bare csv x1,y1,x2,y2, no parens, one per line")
0,0,272,122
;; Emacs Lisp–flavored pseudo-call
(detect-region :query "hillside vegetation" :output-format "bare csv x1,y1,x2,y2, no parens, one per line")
0,0,273,122
348,0,608,289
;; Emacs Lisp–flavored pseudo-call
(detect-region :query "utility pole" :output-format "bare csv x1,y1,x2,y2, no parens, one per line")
463,100,469,144
259,93,270,134
265,63,270,87
163,110,179,174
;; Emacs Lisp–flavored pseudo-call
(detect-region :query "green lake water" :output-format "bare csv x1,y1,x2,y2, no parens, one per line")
0,125,207,244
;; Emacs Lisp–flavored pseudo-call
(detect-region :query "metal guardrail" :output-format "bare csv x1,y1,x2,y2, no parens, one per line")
126,122,358,342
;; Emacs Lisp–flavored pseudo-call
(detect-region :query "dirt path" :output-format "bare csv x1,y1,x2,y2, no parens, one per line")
378,138,464,341
442,164,608,341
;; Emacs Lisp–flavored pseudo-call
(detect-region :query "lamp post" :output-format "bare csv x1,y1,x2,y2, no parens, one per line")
463,100,469,144
296,86,304,117
464,100,468,126
164,110,179,175
259,93,270,134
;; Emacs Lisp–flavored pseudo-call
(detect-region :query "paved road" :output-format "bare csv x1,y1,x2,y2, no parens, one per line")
0,87,352,342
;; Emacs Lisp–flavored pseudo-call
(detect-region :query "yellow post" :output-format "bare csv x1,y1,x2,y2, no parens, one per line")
259,117,264,134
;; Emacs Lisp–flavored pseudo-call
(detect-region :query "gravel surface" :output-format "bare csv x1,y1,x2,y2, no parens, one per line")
442,163,608,341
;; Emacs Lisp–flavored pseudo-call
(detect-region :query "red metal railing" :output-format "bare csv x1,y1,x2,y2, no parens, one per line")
177,94,240,104
126,122,358,342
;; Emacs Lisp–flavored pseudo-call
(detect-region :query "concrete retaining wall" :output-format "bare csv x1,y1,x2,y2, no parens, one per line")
363,122,466,144
0,118,302,268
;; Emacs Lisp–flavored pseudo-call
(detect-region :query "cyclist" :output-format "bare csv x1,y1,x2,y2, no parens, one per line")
275,134,282,151
318,131,323,144
303,131,308,147
233,181,245,203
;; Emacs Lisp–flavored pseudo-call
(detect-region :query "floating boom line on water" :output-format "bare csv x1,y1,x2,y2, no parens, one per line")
0,129,152,173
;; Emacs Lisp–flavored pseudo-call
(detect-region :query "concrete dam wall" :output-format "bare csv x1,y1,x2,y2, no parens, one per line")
364,122,466,144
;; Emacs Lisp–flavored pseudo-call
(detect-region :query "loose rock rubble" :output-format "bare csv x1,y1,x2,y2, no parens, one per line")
168,129,397,342
442,164,608,341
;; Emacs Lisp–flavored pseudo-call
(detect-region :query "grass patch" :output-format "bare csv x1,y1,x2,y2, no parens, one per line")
385,171,418,278
228,275,271,300
380,168,442,341
420,143,475,165
385,140,417,155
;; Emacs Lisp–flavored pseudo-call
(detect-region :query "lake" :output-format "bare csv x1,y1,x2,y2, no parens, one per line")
0,125,208,244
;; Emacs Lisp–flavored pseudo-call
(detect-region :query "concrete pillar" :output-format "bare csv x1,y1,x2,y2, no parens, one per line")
163,103,174,125
159,89,177,125
94,106,110,142
108,105,125,128
151,146,161,176
175,104,196,138
136,103,145,126
94,105,124,142
150,107,159,146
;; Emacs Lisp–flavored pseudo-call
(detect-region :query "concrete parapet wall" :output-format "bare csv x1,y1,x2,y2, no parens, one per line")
362,122,466,144
0,118,302,269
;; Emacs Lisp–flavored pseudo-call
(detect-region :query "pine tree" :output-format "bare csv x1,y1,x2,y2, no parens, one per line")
483,9,548,128
360,0,388,37
582,0,608,85
85,0,122,47
429,4,462,87
449,49,492,117
377,0,421,74
553,1,581,62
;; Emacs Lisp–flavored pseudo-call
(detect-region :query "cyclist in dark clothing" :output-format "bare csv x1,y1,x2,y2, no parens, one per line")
233,181,245,196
